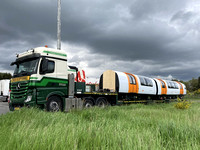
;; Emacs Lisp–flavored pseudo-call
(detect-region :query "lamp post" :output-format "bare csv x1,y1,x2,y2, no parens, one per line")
57,0,61,50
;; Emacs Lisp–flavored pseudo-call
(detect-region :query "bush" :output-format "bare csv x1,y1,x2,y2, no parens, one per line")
174,98,191,109
194,89,200,95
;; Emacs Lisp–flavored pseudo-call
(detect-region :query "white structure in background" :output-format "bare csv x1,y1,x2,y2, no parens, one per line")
0,81,1,95
0,79,10,102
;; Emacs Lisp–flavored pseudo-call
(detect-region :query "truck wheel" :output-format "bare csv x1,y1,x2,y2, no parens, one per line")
47,96,63,112
95,97,107,108
9,104,14,111
83,98,94,108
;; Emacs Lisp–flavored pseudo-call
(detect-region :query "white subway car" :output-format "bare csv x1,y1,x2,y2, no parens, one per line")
99,70,186,100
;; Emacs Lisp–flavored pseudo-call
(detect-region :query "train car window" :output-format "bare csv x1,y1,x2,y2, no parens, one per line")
128,75,133,84
139,76,146,86
149,79,153,87
167,81,169,88
145,78,153,87
128,75,136,84
170,82,175,88
130,75,136,84
173,82,177,89
167,81,172,88
174,82,179,89
160,80,165,88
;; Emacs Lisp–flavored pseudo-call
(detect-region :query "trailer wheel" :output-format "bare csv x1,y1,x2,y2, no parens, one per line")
96,97,107,108
47,96,63,112
83,98,94,108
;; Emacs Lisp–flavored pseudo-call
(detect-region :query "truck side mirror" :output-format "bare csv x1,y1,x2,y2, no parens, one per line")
40,58,48,74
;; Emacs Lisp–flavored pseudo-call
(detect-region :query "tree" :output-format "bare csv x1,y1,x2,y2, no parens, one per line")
184,78,199,92
198,77,200,89
0,73,12,80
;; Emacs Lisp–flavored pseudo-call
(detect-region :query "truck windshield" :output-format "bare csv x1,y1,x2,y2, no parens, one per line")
13,58,39,77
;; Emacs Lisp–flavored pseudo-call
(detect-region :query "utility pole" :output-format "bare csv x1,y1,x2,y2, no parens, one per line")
57,0,61,50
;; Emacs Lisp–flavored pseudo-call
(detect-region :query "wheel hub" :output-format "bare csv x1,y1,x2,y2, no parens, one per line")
50,101,59,111
85,103,92,108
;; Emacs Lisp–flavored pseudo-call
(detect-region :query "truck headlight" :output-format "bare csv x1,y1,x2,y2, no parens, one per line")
25,96,32,103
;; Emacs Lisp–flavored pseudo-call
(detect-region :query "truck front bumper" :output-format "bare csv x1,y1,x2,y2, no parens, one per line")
9,99,36,111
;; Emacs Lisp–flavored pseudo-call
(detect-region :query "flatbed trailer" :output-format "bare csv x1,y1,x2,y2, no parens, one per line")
74,89,175,109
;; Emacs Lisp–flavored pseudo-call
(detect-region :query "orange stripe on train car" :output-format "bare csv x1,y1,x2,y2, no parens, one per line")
176,81,184,95
157,79,167,95
131,74,139,94
124,72,139,94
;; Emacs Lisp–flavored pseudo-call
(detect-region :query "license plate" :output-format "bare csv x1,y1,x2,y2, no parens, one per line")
14,107,20,110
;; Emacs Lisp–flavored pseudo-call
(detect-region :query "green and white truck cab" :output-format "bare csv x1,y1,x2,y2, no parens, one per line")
9,47,80,111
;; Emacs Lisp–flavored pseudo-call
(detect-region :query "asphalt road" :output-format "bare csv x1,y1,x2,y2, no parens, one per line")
0,102,9,115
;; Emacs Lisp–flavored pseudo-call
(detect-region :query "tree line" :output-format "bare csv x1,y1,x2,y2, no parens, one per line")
183,77,200,92
0,73,12,80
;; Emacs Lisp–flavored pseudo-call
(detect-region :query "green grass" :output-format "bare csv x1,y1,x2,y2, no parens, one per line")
1,102,200,150
184,94,200,100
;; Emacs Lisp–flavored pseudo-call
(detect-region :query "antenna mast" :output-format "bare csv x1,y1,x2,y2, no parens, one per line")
57,0,61,50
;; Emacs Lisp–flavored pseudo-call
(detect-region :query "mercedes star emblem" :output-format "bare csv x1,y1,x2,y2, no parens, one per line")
16,83,21,90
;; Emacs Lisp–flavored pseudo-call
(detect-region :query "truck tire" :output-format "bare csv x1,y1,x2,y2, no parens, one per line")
46,96,63,112
9,104,14,111
83,97,94,108
95,97,107,108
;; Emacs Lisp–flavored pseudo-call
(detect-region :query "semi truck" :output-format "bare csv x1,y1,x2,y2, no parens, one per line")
0,79,10,102
9,47,118,111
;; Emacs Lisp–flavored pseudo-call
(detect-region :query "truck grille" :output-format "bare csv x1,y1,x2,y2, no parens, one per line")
11,82,28,99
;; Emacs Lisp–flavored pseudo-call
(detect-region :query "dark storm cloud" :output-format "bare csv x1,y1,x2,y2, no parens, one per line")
0,0,199,80
0,0,57,45
130,0,188,18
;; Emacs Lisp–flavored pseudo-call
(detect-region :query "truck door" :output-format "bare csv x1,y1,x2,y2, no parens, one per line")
37,58,57,103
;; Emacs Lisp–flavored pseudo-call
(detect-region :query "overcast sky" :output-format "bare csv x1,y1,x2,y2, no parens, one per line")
0,0,200,82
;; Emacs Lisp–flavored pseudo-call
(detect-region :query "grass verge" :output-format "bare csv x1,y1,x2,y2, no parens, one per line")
0,102,200,150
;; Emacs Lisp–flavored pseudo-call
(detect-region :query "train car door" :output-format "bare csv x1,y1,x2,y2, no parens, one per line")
176,81,184,95
125,73,138,93
158,79,167,95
